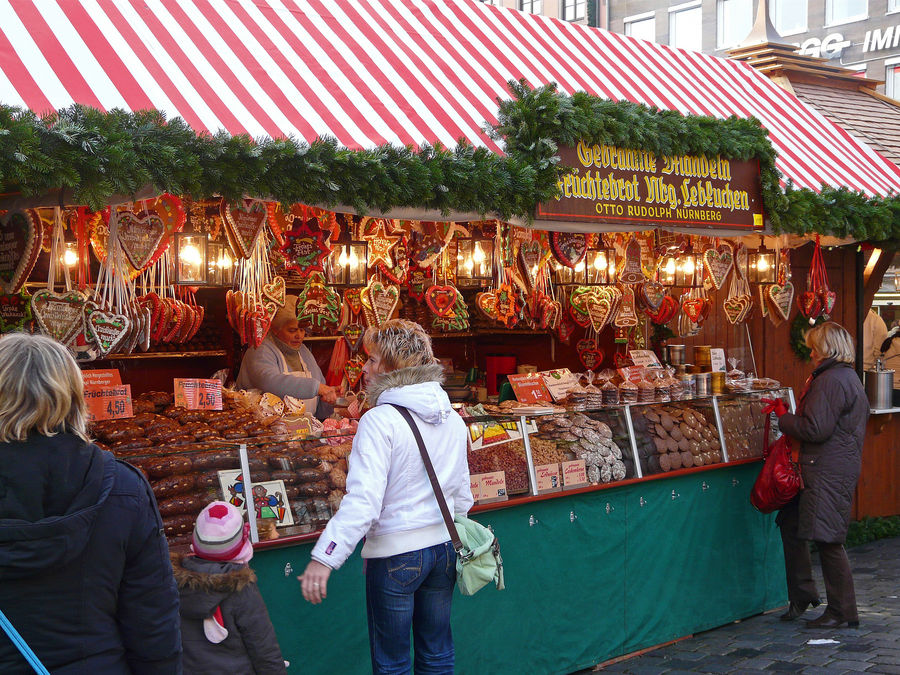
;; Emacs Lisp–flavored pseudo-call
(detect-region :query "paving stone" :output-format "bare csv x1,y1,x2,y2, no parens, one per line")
767,662,805,672
823,659,872,671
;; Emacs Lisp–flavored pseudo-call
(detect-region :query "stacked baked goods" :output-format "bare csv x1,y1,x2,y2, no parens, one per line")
632,404,723,474
533,413,631,484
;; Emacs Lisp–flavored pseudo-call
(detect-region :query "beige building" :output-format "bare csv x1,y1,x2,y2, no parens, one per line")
476,0,605,26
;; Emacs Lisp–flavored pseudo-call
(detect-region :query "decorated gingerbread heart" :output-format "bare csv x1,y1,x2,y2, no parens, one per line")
364,280,400,328
342,323,365,352
344,287,363,316
723,297,747,325
475,291,498,321
0,290,33,333
551,232,586,269
579,347,605,371
640,280,667,313
406,264,430,302
819,289,836,317
87,309,131,356
682,297,705,323
768,282,793,321
540,297,562,331
222,198,268,259
116,195,185,271
0,210,42,294
425,284,458,318
587,297,613,332
518,240,543,288
797,290,821,320
344,355,366,389
262,276,286,307
31,290,87,346
703,245,734,290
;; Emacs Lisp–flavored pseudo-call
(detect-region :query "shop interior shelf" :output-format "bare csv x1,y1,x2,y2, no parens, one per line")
97,350,228,360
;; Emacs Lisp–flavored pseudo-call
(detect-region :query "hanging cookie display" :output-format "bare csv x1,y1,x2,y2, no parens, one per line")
343,354,366,390
0,290,33,333
116,195,185,271
517,240,543,289
702,242,734,290
222,198,268,259
618,235,647,284
362,279,400,328
364,219,401,269
799,236,834,322
280,216,332,277
766,249,793,324
296,272,342,332
550,232,586,269
341,323,365,352
344,287,363,316
0,209,42,294
613,284,639,328
425,284,458,318
378,236,409,284
432,290,470,332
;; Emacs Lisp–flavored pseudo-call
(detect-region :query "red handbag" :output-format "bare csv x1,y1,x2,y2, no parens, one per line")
750,399,803,514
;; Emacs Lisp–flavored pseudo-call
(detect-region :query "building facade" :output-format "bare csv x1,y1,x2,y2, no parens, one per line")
477,0,606,26
607,1,900,97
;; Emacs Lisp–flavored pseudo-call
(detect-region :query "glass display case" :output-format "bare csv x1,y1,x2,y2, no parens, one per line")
105,387,792,549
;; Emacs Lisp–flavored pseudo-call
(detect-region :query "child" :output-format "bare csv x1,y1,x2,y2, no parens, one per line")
172,501,287,674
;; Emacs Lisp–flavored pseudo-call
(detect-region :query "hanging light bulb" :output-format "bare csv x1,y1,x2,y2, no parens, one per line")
465,256,475,273
593,253,606,270
220,251,233,269
683,256,695,275
181,244,201,265
472,242,486,264
61,243,78,267
757,255,770,272
574,260,586,273
665,257,676,275
338,247,349,266
348,248,359,267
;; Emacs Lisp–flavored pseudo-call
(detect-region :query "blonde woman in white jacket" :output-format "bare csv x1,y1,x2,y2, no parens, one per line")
299,319,472,674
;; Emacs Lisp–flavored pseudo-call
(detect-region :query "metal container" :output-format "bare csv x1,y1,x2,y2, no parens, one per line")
677,373,695,397
695,372,712,396
865,360,894,409
710,371,726,394
665,344,686,365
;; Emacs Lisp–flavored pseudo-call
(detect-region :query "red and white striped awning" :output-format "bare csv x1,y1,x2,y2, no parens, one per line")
1,0,898,197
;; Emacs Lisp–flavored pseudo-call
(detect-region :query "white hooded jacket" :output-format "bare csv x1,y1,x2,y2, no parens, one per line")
310,364,472,569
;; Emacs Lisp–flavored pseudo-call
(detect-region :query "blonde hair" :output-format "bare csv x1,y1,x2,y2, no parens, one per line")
0,333,88,442
806,321,855,364
363,319,435,372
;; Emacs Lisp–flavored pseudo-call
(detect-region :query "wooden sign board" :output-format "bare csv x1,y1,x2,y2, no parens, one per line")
84,384,133,422
174,378,223,410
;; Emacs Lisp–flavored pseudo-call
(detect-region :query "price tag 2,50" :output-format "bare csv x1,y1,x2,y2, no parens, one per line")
84,384,133,422
174,378,223,410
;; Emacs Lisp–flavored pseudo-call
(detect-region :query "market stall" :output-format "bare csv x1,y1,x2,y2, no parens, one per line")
3,1,900,673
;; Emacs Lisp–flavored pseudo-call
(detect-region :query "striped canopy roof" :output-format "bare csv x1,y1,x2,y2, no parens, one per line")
1,0,898,197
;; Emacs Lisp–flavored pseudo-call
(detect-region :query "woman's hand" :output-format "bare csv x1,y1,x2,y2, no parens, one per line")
299,559,332,604
318,384,340,404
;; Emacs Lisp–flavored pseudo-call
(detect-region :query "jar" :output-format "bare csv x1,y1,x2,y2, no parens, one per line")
678,373,695,398
695,372,712,396
710,371,726,394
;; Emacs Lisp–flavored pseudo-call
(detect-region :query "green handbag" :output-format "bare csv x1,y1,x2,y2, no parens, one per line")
390,404,505,596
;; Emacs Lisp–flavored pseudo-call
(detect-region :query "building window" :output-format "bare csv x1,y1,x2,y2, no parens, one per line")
889,0,900,12
479,0,502,4
770,0,807,36
519,0,542,13
825,0,867,26
625,12,656,42
562,0,587,21
887,65,900,99
717,0,753,49
670,2,703,52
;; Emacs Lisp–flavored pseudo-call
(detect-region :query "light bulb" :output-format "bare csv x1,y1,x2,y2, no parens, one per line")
608,260,616,277
465,256,475,273
181,244,201,265
220,253,233,269
757,256,770,272
473,243,486,264
683,257,695,275
665,258,676,275
348,249,359,267
338,248,349,266
593,253,606,270
61,249,78,267
574,261,585,273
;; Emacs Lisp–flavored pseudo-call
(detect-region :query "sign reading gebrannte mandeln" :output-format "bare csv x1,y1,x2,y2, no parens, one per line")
536,142,765,230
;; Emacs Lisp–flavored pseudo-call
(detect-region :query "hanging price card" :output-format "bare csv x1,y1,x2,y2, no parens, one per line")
562,459,589,489
174,378,223,410
82,369,122,387
535,463,562,494
84,384,133,422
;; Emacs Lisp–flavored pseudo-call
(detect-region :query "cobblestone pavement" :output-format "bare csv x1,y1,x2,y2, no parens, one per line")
585,536,900,674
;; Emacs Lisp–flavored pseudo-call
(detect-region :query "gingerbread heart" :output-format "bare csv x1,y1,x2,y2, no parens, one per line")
222,198,268,259
475,291,498,321
342,323,365,352
344,288,363,315
551,232,587,269
0,210,42,294
87,309,131,356
682,297,705,323
262,276,286,307
588,297,613,332
797,291,821,320
768,282,793,321
518,241,543,288
406,265,430,302
723,297,747,325
579,347,605,371
703,245,734,290
365,281,400,328
0,290,33,333
31,290,87,346
344,355,366,389
650,295,679,325
425,285,458,318
117,208,169,271
495,284,517,328
640,280,667,313
540,298,562,331
557,314,576,344
819,289,836,316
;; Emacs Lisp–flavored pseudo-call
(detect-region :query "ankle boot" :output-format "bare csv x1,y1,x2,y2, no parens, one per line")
779,598,821,621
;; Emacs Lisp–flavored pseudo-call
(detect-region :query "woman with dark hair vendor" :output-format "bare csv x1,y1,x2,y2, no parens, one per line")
236,295,340,420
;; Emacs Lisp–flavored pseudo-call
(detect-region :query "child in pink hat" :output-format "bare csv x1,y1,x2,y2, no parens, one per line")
172,501,287,674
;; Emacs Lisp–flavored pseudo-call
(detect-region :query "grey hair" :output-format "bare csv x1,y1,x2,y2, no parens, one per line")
0,333,88,442
363,319,435,372
806,321,855,365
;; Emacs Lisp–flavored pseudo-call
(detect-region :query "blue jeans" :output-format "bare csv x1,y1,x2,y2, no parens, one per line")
365,541,456,674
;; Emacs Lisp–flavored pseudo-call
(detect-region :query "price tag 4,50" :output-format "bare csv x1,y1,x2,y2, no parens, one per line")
174,378,223,410
84,384,133,422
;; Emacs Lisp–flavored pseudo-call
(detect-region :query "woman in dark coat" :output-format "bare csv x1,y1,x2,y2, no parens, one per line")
775,322,869,629
0,333,182,673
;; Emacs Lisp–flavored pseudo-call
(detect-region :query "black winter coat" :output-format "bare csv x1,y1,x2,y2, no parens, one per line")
0,433,182,673
778,359,869,543
173,555,287,675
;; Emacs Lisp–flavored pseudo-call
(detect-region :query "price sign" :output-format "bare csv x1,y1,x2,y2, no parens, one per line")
710,348,727,372
628,349,661,368
472,471,508,504
562,460,589,489
84,384,133,422
507,373,553,404
539,368,578,402
535,463,561,494
174,378,223,410
469,475,485,502
82,369,122,387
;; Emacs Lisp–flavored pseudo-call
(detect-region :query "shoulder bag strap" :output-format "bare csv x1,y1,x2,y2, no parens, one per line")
0,607,50,674
388,403,464,555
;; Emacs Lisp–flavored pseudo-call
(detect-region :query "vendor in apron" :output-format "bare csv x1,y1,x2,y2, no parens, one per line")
236,295,340,420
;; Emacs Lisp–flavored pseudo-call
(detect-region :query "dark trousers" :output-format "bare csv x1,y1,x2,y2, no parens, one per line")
777,500,859,622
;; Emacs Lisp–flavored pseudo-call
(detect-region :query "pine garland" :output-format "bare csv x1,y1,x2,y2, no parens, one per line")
0,82,898,243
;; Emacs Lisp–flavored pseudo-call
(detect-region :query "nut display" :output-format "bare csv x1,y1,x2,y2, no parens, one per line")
633,403,723,474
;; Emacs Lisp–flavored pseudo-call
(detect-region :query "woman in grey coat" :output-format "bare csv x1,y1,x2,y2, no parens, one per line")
775,322,869,629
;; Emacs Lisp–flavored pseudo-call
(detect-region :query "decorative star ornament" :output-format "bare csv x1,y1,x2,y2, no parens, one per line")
364,220,400,269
